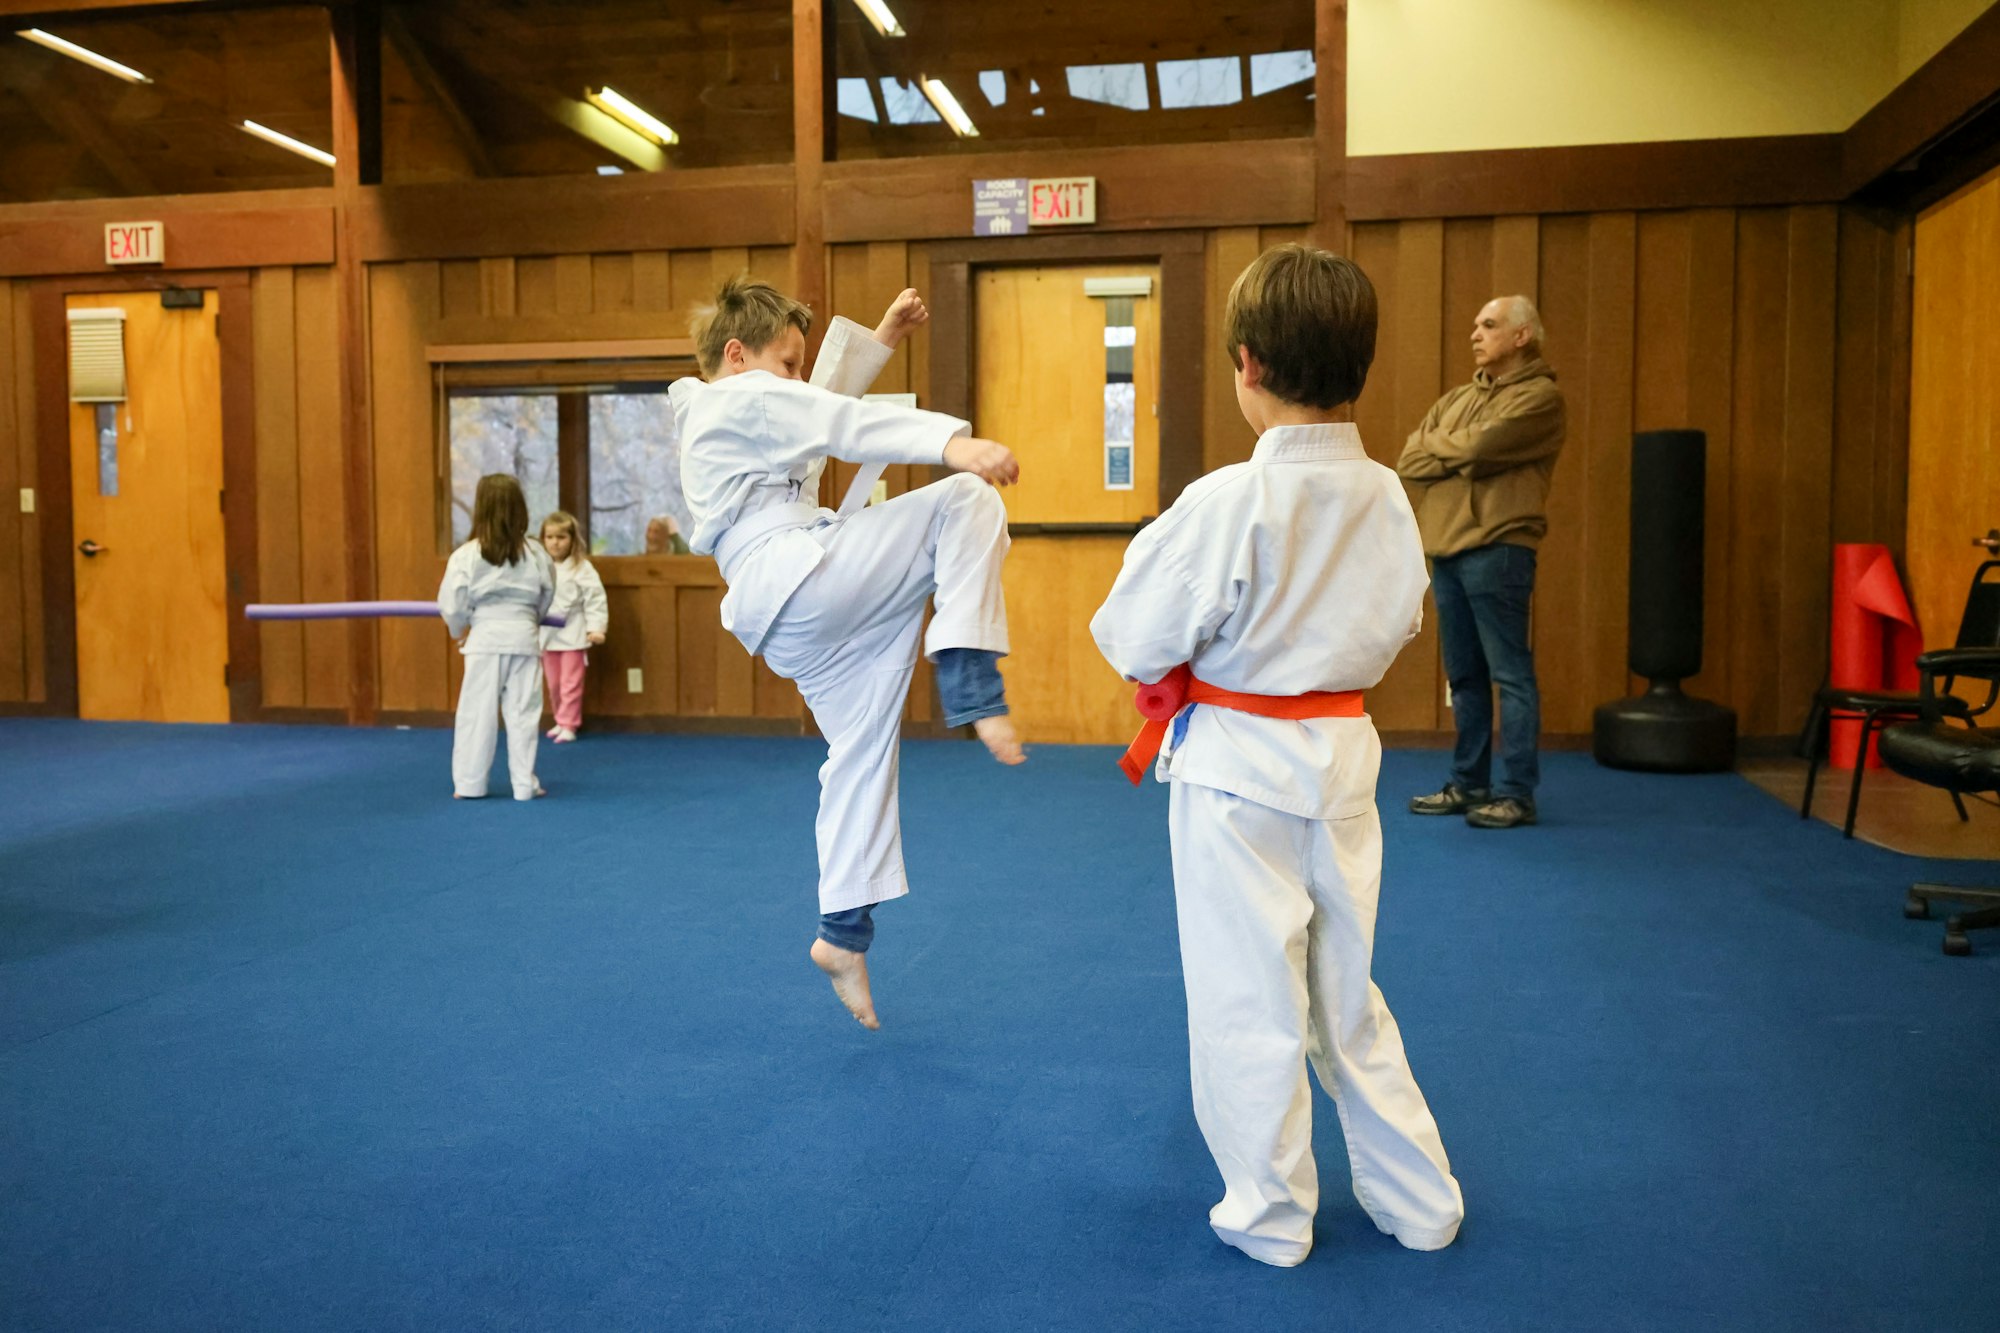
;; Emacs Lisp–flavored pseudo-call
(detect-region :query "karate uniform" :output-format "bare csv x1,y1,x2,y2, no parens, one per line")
540,556,609,732
675,318,1010,915
1090,422,1463,1266
439,539,556,800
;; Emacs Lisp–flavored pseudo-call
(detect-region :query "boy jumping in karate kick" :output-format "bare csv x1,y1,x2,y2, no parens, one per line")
1090,244,1463,1267
673,276,1023,1031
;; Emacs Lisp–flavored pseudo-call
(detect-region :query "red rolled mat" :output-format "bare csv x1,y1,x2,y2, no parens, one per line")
1828,543,1923,769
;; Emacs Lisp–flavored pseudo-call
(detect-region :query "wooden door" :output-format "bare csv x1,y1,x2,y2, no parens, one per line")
974,264,1161,745
67,290,229,723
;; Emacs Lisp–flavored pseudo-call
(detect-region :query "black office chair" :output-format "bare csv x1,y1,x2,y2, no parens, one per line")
1798,559,2000,838
1880,646,2000,955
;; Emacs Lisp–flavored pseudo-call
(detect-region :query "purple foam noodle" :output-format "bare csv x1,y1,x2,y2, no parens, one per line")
246,601,567,628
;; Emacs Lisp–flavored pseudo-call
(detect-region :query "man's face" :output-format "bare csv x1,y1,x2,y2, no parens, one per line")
723,325,806,380
1470,299,1527,369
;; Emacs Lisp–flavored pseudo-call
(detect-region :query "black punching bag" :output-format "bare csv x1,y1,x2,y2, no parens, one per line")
1592,430,1737,772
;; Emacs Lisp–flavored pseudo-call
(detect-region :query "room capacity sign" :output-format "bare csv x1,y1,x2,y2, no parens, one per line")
972,178,1099,235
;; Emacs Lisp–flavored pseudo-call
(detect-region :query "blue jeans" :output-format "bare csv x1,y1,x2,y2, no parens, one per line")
818,904,875,953
1432,543,1541,801
934,648,1008,728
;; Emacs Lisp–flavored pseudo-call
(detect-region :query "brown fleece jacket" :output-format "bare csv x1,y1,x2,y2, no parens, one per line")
1395,357,1566,558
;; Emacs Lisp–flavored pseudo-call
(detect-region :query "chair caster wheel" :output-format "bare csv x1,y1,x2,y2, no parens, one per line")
1943,926,1972,957
1905,895,1931,920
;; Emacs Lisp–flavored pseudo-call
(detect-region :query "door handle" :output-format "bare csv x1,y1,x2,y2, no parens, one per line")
78,539,107,558
1975,529,2000,554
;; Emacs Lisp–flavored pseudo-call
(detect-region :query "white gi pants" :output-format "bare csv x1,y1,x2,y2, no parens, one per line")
1168,780,1463,1266
759,474,1010,914
452,652,544,801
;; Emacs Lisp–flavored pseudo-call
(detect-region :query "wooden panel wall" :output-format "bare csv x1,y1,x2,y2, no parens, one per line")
252,265,349,714
0,280,40,704
1319,204,1905,739
366,244,797,724
1909,167,2000,653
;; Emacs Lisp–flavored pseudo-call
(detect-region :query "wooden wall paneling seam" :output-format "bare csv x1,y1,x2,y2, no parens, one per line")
0,281,21,700
292,266,349,711
252,267,304,710
369,261,446,714
440,260,481,320
1728,209,1790,732
1530,216,1591,737
333,11,379,723
1378,219,1445,733
1682,209,1737,707
1203,229,1262,475
1581,214,1636,729
1775,205,1841,731
215,273,264,721
13,285,42,702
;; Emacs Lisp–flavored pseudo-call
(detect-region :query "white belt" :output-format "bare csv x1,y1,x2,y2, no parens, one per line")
713,502,823,583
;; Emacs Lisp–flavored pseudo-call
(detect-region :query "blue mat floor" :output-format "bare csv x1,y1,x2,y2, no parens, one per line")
2,718,1997,1331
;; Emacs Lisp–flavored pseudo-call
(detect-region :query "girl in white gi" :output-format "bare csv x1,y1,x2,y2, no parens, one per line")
1090,245,1463,1268
676,276,1022,1031
439,474,556,801
537,510,608,743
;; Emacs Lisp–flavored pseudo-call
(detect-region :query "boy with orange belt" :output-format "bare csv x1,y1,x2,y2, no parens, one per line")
1091,243,1463,1268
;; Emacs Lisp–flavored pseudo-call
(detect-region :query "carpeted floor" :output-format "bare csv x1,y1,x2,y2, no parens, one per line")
3,719,1997,1332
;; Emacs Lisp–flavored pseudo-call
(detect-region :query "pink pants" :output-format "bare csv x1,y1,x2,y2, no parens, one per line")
542,650,586,730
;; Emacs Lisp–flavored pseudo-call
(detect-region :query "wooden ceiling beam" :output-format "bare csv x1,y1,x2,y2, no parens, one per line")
380,3,494,178
0,44,155,195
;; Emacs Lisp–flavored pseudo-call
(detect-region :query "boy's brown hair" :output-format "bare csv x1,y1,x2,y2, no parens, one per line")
1223,243,1377,410
471,473,530,567
691,274,814,377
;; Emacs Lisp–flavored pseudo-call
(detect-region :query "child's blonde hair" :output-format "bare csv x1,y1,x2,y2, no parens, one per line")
1224,243,1378,410
691,274,813,377
540,509,583,564
471,474,530,567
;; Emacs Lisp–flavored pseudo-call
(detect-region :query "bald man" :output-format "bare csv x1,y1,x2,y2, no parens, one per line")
1396,296,1566,829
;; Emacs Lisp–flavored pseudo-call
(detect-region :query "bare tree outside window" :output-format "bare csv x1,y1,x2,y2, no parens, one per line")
448,394,560,545
588,392,691,555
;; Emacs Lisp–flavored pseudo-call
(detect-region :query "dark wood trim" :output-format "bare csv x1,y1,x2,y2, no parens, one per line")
30,284,75,716
0,0,339,20
28,270,258,721
331,12,378,724
555,393,588,522
825,138,1316,243
1347,135,1845,221
1843,5,2000,198
345,167,796,262
0,700,68,717
922,230,1207,510
793,0,831,359
1311,0,1347,251
0,198,335,278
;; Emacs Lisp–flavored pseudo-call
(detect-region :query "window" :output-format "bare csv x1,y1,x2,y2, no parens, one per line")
833,0,1314,159
438,359,695,556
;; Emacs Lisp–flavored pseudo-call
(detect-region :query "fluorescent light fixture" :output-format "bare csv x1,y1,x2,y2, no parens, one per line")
597,165,625,175
851,0,906,38
17,28,150,83
919,76,977,138
586,86,679,146
240,120,335,168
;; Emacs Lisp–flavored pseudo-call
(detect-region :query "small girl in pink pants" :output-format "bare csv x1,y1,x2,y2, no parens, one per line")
538,511,609,742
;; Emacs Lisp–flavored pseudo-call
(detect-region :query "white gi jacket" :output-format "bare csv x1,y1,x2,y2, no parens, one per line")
540,557,609,652
438,539,557,657
673,316,971,655
1090,423,1428,819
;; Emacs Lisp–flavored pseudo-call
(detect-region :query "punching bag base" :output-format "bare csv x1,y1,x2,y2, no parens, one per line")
1593,682,1737,773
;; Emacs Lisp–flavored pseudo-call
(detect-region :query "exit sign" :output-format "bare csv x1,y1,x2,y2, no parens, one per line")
105,221,164,265
1030,178,1097,227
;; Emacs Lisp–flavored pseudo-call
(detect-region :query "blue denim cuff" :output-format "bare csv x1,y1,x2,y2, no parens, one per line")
817,905,876,954
935,648,1006,730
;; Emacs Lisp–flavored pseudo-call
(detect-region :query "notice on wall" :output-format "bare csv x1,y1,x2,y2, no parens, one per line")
973,178,1029,236
104,221,164,265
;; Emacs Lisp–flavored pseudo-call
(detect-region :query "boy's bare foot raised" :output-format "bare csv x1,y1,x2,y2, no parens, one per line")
809,938,880,1029
973,715,1026,766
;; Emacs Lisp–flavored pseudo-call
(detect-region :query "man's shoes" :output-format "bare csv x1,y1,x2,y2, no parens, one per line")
1409,783,1490,816
1465,796,1537,829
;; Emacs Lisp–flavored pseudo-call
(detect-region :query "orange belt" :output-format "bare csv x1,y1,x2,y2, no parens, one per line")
1118,664,1365,784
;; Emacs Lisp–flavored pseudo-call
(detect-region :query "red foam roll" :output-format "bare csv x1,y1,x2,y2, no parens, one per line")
1828,544,1923,769
1134,665,1192,721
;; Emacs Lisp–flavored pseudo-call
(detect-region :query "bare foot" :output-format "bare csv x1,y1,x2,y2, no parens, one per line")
809,938,880,1030
972,715,1026,766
